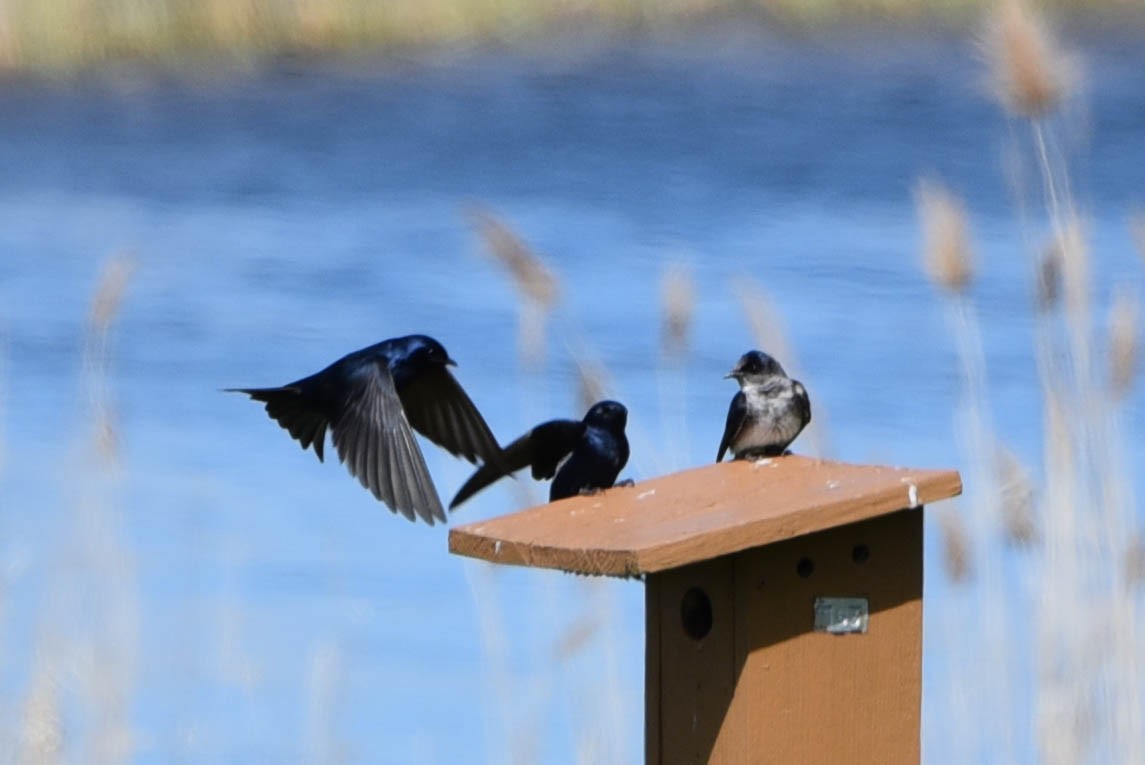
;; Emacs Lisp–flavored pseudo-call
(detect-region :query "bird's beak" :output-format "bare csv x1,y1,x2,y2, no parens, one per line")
724,369,739,379
445,357,458,367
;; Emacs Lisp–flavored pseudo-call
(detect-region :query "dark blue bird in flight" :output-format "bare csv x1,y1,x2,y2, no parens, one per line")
228,334,502,525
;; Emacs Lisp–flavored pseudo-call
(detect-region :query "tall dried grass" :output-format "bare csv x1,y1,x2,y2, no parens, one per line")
465,207,643,764
12,254,141,764
921,3,1143,761
86,253,136,461
653,258,695,468
15,651,62,765
660,261,695,360
983,0,1074,118
469,206,559,369
916,178,974,294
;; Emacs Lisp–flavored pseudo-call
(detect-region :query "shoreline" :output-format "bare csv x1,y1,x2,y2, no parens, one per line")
1,2,1143,75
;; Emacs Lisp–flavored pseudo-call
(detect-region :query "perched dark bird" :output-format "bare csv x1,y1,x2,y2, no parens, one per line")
450,400,630,509
717,350,811,462
228,334,502,525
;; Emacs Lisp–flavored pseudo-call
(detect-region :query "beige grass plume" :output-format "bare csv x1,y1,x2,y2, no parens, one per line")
1036,241,1061,312
86,253,136,460
1107,289,1140,398
733,276,797,380
983,0,1073,118
573,354,610,415
469,206,559,308
915,178,974,294
660,260,695,359
468,206,560,367
994,444,1038,545
1048,219,1090,321
938,508,972,583
89,254,136,334
17,657,62,765
553,614,602,661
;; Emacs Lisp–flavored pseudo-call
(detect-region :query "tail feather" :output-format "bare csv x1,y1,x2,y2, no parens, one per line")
449,463,503,510
227,386,328,462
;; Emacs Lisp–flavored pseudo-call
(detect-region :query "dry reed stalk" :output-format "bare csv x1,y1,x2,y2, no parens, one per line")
85,253,135,462
17,657,62,765
573,355,610,415
733,277,789,359
1107,289,1140,397
1126,535,1145,590
1051,219,1090,327
995,444,1038,545
553,615,601,660
938,508,972,583
303,641,344,765
659,261,695,359
983,0,1073,118
89,254,135,334
954,4,1145,759
468,206,560,367
517,300,549,370
1035,240,1061,312
915,178,974,294
462,561,547,765
917,167,1030,756
469,207,559,309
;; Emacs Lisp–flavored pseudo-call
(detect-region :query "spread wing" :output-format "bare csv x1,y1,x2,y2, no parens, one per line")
227,384,328,462
716,391,747,462
330,361,446,525
398,366,503,468
449,419,584,510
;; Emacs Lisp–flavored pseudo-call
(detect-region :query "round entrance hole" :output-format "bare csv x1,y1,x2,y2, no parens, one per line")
680,587,713,641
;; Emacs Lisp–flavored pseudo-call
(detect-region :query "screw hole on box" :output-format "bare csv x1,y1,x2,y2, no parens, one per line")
797,557,814,578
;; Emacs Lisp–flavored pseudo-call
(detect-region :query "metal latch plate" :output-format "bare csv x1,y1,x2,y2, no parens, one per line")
813,597,869,635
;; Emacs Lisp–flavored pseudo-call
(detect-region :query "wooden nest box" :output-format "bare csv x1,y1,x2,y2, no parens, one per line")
449,455,962,764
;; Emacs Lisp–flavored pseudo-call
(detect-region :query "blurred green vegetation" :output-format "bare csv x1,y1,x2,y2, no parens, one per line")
0,0,1137,72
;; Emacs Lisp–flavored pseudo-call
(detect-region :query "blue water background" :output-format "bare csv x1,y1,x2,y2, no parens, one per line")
0,25,1143,763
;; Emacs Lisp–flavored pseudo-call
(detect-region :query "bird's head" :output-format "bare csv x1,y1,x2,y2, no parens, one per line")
584,400,628,431
400,335,457,371
725,350,786,382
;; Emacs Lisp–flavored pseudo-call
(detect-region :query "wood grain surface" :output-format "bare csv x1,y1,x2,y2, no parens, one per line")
449,456,960,577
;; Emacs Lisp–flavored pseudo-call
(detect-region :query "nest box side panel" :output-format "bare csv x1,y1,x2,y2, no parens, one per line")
729,507,924,763
646,508,924,764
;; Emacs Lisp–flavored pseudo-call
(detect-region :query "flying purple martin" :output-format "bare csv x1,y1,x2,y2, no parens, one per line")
717,350,811,462
228,334,502,525
450,400,630,509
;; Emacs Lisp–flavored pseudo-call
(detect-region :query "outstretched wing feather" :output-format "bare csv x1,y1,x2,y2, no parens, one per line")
399,367,503,468
329,364,446,524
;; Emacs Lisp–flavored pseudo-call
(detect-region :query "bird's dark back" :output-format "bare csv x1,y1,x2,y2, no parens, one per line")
549,423,628,501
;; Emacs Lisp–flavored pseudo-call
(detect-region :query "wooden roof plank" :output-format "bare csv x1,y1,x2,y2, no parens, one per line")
448,456,962,577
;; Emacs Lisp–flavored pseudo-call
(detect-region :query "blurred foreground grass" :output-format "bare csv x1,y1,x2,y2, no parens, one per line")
0,0,1140,73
